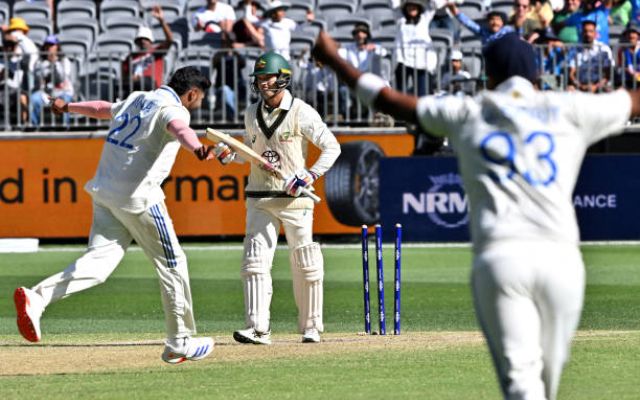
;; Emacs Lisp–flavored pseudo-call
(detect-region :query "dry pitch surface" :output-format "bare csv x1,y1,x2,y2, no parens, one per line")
1,330,628,377
1,332,486,376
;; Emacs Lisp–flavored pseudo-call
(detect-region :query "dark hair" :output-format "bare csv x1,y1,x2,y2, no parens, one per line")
487,11,507,24
483,32,537,86
167,66,211,96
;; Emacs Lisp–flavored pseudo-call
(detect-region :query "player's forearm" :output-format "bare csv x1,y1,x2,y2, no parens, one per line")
322,51,362,89
166,119,205,153
374,89,420,123
161,19,174,43
309,133,341,177
68,101,113,120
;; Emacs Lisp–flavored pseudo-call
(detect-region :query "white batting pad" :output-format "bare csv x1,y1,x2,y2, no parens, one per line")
241,238,273,333
290,243,324,332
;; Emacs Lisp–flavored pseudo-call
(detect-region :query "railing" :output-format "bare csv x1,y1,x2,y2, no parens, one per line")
1,43,636,131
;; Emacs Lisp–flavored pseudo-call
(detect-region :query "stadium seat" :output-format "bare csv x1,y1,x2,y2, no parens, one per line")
297,19,327,38
105,16,147,41
57,31,92,61
0,1,9,26
56,0,96,27
459,48,485,78
460,36,482,49
288,1,311,24
99,0,141,32
359,0,393,10
371,29,395,48
488,0,513,16
327,30,355,46
430,28,454,48
186,0,207,25
13,1,51,22
374,16,397,31
95,33,134,59
79,70,119,102
458,0,486,20
25,17,53,46
290,33,315,57
188,30,223,48
142,0,185,24
58,17,99,46
609,24,626,46
317,2,357,25
332,16,371,36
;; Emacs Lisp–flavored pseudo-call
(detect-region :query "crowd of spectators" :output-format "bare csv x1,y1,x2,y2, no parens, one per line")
2,0,640,129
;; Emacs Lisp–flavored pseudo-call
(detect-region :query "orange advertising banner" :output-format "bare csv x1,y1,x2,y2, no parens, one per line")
0,133,413,238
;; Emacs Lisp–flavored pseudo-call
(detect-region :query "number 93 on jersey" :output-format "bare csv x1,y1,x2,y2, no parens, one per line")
479,130,557,187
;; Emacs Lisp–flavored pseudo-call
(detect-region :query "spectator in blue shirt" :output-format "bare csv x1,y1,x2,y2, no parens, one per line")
531,28,567,89
447,4,515,44
554,0,610,44
616,23,640,87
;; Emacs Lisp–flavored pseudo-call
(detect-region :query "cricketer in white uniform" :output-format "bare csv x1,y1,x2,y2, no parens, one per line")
214,51,341,344
14,67,216,364
312,31,638,399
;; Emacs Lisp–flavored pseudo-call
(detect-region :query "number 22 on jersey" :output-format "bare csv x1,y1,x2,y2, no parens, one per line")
106,113,141,150
479,130,557,186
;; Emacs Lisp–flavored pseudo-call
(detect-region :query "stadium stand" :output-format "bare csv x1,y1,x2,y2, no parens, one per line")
457,0,486,20
142,0,185,24
56,0,97,27
22,17,53,46
104,16,147,41
58,16,99,45
1,0,637,131
99,0,141,32
288,0,311,23
13,1,52,22
332,16,372,36
0,1,10,26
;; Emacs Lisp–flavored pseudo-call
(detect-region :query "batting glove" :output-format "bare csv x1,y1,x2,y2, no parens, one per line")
284,169,318,197
213,142,236,165
194,145,213,161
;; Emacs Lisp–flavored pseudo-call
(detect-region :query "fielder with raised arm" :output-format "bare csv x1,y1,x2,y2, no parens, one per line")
14,67,216,364
214,51,341,344
313,31,640,399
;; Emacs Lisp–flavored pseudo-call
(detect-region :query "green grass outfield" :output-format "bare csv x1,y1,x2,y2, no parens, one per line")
1,243,639,399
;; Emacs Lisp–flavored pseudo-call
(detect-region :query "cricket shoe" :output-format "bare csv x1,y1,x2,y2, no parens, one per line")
302,328,321,343
161,336,214,364
14,287,45,343
233,328,272,345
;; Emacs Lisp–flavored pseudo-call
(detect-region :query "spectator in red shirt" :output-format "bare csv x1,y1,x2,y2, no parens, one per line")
122,5,174,94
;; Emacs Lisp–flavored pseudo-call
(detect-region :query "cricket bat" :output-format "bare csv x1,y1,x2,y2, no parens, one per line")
205,128,321,203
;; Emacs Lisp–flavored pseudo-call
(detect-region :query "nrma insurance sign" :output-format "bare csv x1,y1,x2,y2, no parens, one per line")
380,156,640,242
402,173,469,229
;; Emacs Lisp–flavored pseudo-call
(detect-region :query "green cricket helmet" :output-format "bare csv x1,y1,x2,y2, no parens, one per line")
250,51,292,93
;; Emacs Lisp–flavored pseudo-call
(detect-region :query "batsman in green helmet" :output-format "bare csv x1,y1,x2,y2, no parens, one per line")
250,51,292,100
212,50,342,345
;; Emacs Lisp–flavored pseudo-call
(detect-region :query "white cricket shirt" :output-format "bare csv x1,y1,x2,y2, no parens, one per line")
261,17,297,61
416,77,631,250
244,90,340,192
85,86,190,213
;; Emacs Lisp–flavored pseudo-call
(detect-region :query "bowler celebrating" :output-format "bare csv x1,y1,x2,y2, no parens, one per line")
14,67,216,364
313,31,640,400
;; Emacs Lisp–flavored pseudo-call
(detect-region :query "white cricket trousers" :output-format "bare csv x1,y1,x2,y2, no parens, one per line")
32,200,196,339
471,241,585,400
242,198,320,332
